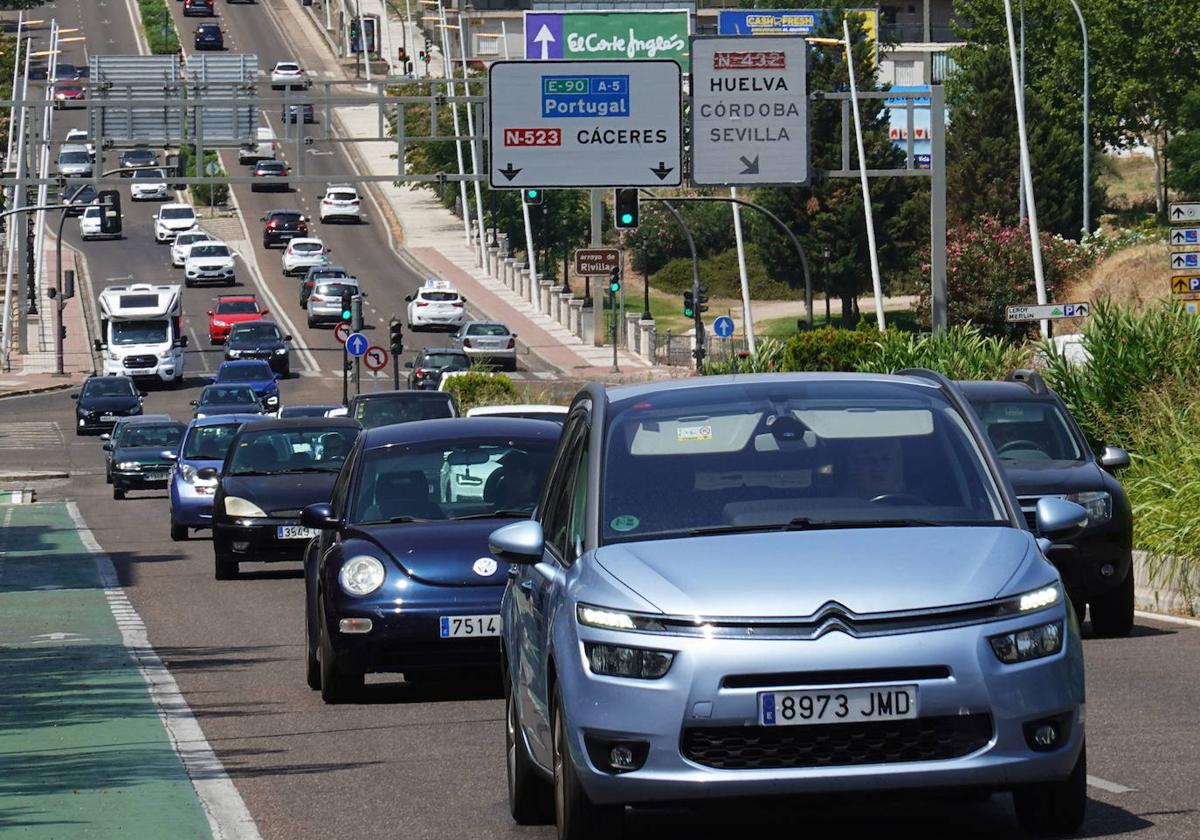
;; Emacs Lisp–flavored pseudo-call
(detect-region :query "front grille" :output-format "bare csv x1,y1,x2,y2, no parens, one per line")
269,508,302,518
722,666,951,690
682,714,993,770
125,355,157,369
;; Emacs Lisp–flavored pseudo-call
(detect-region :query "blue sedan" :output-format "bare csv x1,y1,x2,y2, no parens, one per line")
169,414,265,540
211,359,282,414
300,417,560,703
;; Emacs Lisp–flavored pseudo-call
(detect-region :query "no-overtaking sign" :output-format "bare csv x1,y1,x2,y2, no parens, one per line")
488,60,682,189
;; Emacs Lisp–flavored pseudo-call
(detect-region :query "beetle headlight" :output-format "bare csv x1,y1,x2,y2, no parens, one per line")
1066,491,1112,525
989,621,1063,664
224,496,266,517
339,555,385,596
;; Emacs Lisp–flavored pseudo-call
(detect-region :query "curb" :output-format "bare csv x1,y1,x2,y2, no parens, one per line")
0,381,79,400
0,470,70,481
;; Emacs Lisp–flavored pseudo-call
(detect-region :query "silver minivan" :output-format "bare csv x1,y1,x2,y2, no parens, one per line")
57,144,93,177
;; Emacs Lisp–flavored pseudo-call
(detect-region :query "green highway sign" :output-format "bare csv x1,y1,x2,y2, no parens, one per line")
524,10,691,71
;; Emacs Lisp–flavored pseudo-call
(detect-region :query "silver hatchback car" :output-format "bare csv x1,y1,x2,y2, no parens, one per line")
492,372,1090,839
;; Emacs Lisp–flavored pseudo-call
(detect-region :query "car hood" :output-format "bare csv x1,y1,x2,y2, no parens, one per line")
999,459,1105,496
228,340,285,353
80,395,140,412
159,217,196,229
355,518,511,587
212,314,261,325
198,403,261,417
219,472,339,516
594,527,1033,618
188,256,234,267
113,445,178,464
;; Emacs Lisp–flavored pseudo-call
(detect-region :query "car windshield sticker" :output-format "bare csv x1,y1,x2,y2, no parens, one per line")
676,424,713,442
610,514,639,532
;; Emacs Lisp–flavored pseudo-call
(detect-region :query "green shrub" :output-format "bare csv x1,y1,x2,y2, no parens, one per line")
783,327,877,371
442,371,519,413
702,337,787,375
856,324,1032,380
137,0,180,55
651,245,795,300
178,147,229,207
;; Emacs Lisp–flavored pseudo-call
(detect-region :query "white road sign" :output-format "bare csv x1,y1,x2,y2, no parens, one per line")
1005,302,1090,323
487,60,682,188
689,36,809,186
1170,203,1200,223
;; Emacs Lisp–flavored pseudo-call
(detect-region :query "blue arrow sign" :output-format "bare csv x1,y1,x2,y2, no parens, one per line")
345,332,369,357
713,315,735,338
1171,252,1200,270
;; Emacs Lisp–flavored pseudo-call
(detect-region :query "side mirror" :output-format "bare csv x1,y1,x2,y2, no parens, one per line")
93,338,104,352
189,399,199,406
1099,445,1130,471
301,502,340,530
488,520,544,565
511,333,518,339
102,443,113,451
207,310,214,316
70,392,79,399
259,216,266,222
261,309,269,316
196,467,219,481
100,433,111,441
274,372,284,380
178,335,189,348
284,334,292,341
1035,498,1088,543
404,295,413,302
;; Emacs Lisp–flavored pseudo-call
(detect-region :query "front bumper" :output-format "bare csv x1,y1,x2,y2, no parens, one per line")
113,467,172,491
103,357,182,382
132,186,169,199
551,608,1085,805
188,266,235,284
77,411,139,432
214,518,314,563
170,477,216,526
225,351,289,373
156,225,195,242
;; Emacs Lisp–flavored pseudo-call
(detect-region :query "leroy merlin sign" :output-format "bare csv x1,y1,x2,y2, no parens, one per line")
524,10,691,71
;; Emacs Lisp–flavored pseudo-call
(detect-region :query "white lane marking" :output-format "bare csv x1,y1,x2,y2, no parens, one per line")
66,501,265,840
122,0,150,54
1134,610,1200,629
188,325,212,373
1087,775,1137,795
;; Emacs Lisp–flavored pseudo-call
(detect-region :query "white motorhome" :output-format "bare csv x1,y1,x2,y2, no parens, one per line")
96,283,188,384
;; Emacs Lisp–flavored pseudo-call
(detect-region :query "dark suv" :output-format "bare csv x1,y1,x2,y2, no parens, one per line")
260,209,309,247
958,370,1134,636
194,23,223,50
405,348,470,391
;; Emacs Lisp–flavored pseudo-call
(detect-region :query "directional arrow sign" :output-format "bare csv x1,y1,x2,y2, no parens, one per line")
1171,252,1200,270
1170,227,1200,245
1005,302,1091,322
690,36,809,186
345,332,369,357
1170,275,1200,296
532,23,556,60
1170,203,1200,223
487,60,682,189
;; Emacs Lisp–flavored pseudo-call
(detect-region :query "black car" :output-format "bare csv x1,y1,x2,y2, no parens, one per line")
207,418,362,579
959,370,1134,636
260,209,309,247
346,390,458,429
63,182,98,216
72,375,143,434
281,103,315,124
190,384,267,419
301,417,560,701
251,159,290,192
224,321,292,377
299,264,352,308
194,23,223,50
119,147,160,176
182,0,214,16
103,416,186,500
406,348,470,391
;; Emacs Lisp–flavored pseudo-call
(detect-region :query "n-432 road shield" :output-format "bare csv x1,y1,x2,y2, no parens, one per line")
488,60,682,188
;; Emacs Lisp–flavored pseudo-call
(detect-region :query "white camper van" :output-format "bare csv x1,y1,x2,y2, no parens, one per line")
96,283,187,384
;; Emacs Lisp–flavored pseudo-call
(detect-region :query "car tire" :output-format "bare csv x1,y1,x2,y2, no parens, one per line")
170,522,188,542
319,602,363,704
105,469,112,485
184,279,193,288
507,670,553,825
552,689,623,840
1088,563,1135,638
1012,741,1087,836
214,551,238,580
113,487,125,500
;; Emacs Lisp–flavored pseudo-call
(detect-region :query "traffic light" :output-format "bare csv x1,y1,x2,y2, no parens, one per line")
389,317,404,355
609,266,621,294
98,190,122,236
340,288,354,322
418,47,426,63
523,188,542,206
423,39,432,62
683,290,695,318
696,285,710,315
398,47,407,63
614,188,639,229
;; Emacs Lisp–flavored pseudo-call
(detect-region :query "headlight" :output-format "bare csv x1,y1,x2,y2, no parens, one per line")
584,643,674,679
274,347,287,355
158,349,172,359
212,320,228,327
1066,491,1112,525
108,351,120,361
224,496,267,517
227,349,242,357
195,413,207,419
576,604,665,632
116,461,140,470
989,621,1063,664
264,395,279,406
339,555,385,596
995,583,1062,616
179,464,216,486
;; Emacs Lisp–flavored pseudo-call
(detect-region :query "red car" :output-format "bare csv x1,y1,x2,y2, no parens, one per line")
208,295,268,344
52,82,86,108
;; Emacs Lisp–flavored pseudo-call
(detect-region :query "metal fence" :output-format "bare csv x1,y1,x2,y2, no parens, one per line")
651,331,752,368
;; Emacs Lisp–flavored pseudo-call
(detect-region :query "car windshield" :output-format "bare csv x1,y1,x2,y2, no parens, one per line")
201,386,258,406
134,169,164,179
466,324,509,336
219,364,272,383
600,380,1008,543
229,323,282,344
83,378,136,397
116,423,183,448
66,185,96,201
191,245,231,258
59,151,89,164
216,300,258,314
421,353,468,369
276,63,300,72
349,437,555,524
183,423,241,460
111,320,168,346
227,427,359,475
353,395,454,429
291,241,322,252
125,152,157,164
177,233,210,245
316,282,356,297
161,208,194,220
969,400,1085,462
420,292,458,302
259,163,286,173
309,268,347,280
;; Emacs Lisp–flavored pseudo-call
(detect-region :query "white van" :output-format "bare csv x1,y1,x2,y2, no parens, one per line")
238,126,277,164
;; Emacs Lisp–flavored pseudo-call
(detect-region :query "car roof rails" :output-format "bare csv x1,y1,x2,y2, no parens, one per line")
897,367,955,390
1004,369,1049,395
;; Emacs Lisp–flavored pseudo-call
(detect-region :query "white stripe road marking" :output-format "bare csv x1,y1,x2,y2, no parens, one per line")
67,501,264,840
1087,775,1137,795
189,326,213,374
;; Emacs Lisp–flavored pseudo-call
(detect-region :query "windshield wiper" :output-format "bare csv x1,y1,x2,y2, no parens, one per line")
684,517,950,537
282,466,341,473
361,515,430,525
451,509,531,520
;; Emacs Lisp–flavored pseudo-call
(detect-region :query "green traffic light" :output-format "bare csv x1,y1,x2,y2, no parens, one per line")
684,306,695,317
527,190,539,199
342,310,352,320
620,212,633,225
610,282,620,293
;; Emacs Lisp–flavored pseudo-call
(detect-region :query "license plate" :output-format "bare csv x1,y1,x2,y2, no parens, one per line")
277,526,318,539
759,684,918,726
439,614,500,638
145,472,168,482
100,414,118,422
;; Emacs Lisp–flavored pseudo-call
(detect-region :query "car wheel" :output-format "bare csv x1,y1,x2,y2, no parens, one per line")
507,670,553,824
214,550,238,580
184,279,193,288
210,337,220,346
113,487,125,500
1088,563,1135,638
552,689,623,840
1012,741,1087,836
319,602,363,704
170,522,188,542
105,468,112,485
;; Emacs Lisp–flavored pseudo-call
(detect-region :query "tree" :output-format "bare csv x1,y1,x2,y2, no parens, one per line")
626,200,737,278
1166,90,1200,199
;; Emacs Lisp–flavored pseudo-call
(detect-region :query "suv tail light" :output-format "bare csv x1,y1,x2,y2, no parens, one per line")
267,221,277,228
351,199,360,205
452,301,464,308
416,301,429,307
415,367,427,378
507,338,515,349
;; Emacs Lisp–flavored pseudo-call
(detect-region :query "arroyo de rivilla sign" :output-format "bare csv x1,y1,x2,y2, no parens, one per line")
523,10,691,71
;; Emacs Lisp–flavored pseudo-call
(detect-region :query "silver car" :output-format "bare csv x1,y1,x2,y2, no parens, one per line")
452,320,517,371
57,144,93,177
492,372,1089,839
306,277,362,327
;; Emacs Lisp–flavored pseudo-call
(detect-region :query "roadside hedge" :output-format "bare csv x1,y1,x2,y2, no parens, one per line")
136,0,180,56
442,371,518,413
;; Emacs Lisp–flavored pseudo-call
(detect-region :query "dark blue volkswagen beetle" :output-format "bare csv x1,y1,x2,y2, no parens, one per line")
301,417,561,703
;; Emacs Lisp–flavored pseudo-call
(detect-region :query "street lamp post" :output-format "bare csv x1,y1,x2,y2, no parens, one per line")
1066,0,1089,238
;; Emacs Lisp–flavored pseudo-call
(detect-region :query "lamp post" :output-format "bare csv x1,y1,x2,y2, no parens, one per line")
823,245,831,325
1066,0,1089,238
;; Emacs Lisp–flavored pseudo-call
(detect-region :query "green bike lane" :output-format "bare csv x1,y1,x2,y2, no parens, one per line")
0,501,214,838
